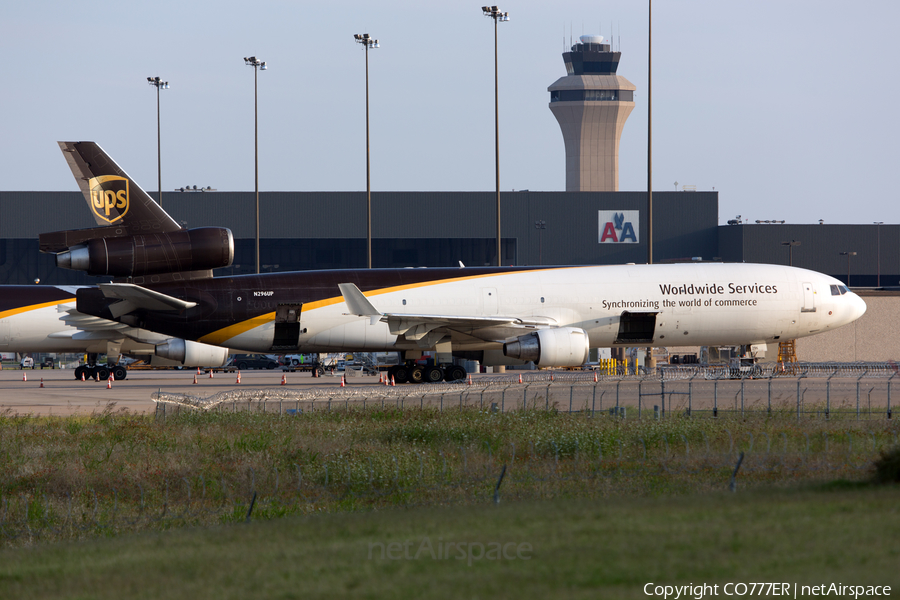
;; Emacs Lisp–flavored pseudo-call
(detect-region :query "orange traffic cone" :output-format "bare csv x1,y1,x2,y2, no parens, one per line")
193,374,198,384
197,367,201,375
391,375,396,386
81,371,85,382
22,373,26,382
550,372,555,382
39,378,44,388
593,371,598,383
209,369,214,378
518,373,523,384
281,373,286,385
340,375,346,387
236,371,241,384
106,378,112,389
467,375,472,385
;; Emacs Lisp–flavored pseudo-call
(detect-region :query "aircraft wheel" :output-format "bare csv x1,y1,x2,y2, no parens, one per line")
74,366,88,381
96,367,111,381
408,365,425,384
423,366,444,383
237,362,248,371
393,364,410,384
113,366,128,381
445,365,467,382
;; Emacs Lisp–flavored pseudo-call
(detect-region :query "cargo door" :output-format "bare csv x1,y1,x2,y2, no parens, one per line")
801,282,816,313
271,303,302,351
614,311,658,344
481,288,499,315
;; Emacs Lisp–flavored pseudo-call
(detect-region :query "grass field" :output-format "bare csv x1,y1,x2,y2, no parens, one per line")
0,405,898,597
0,486,898,599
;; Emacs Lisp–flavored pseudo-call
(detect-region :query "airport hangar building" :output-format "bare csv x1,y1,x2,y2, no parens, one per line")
1,189,897,362
0,189,896,287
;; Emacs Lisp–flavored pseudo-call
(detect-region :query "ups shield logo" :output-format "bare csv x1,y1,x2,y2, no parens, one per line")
88,175,129,223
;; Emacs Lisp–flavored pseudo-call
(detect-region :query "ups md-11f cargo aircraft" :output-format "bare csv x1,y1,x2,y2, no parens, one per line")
37,142,866,383
0,285,230,380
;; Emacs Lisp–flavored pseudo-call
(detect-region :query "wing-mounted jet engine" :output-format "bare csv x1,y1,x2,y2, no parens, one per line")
502,327,590,367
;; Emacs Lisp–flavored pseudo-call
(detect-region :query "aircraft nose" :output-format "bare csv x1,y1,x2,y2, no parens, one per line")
850,293,867,320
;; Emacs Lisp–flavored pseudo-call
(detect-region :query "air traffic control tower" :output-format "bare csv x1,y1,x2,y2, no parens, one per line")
549,35,635,191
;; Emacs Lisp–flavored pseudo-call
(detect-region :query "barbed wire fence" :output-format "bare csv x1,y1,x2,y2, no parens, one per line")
154,363,900,421
3,425,897,546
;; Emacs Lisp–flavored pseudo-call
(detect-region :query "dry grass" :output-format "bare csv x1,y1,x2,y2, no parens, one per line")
0,403,897,545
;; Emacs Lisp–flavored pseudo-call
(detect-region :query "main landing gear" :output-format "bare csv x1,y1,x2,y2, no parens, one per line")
387,362,467,384
73,353,128,381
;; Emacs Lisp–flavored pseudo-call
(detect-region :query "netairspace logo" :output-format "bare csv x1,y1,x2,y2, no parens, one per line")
368,537,532,567
599,210,639,243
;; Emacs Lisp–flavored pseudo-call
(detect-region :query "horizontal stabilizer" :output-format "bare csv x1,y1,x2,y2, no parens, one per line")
99,283,197,318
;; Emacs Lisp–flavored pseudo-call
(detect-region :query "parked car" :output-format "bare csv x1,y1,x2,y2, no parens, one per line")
40,357,55,369
20,357,34,369
228,354,280,370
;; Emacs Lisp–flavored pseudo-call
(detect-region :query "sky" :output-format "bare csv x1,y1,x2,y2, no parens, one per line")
1,0,898,225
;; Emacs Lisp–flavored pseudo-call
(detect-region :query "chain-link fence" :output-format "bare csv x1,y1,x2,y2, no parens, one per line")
154,363,900,421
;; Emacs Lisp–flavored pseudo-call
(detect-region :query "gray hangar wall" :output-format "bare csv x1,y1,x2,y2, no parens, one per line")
0,191,719,284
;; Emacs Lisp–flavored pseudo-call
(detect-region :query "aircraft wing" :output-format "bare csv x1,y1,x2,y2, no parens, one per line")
99,283,198,318
338,282,557,345
52,303,172,344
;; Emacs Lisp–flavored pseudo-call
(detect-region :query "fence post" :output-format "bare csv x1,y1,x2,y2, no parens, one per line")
740,378,745,418
638,380,642,420
713,379,718,418
659,379,664,418
888,373,895,419
569,385,573,413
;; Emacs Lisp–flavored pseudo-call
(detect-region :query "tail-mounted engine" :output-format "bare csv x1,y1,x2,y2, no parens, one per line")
503,327,590,367
49,227,234,278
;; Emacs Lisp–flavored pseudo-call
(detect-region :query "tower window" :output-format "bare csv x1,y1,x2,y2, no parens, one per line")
550,89,633,103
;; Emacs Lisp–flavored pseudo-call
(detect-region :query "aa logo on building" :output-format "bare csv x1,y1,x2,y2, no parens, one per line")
598,210,639,244
88,175,129,223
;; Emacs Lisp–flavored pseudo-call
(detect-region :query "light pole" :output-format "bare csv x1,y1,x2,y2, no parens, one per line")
875,222,884,287
244,57,267,274
535,220,546,265
647,0,653,265
482,6,509,267
354,33,379,269
147,77,169,207
781,240,800,266
840,251,857,287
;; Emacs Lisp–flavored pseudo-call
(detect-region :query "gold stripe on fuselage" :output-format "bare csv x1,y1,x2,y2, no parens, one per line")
196,267,581,346
0,300,70,321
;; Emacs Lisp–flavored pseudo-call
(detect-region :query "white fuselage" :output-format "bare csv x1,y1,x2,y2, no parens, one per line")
214,263,866,355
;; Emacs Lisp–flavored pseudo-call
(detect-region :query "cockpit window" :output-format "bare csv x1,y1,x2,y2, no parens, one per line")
839,285,849,295
830,285,840,296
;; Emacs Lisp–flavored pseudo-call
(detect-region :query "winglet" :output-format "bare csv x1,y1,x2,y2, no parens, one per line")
338,283,382,320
